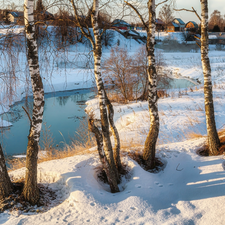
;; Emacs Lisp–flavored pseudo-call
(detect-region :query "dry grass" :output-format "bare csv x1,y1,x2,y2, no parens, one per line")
196,126,225,156
185,131,205,139
8,121,97,172
8,143,97,172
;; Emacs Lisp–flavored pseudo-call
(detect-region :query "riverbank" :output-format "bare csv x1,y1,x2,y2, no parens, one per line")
1,28,225,224
2,80,225,224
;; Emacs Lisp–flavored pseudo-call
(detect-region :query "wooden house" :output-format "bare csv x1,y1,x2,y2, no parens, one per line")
185,21,199,32
8,11,24,24
166,22,177,32
156,18,165,31
172,18,185,31
0,10,24,24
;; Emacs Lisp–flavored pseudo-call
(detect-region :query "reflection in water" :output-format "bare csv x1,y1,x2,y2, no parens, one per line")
0,89,94,156
56,96,70,106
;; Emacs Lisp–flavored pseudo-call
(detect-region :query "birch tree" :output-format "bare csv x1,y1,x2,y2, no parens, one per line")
23,0,45,205
200,0,220,155
142,0,158,169
0,144,13,200
126,0,168,169
71,0,121,192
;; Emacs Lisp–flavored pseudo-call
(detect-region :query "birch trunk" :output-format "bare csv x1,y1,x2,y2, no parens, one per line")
105,94,122,171
23,0,45,205
0,144,13,200
92,0,119,192
200,0,220,155
143,0,159,169
88,119,119,192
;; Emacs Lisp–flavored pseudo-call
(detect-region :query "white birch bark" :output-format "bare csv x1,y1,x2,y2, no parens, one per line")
70,0,120,192
0,144,13,200
23,0,45,205
91,0,119,192
143,0,159,169
200,0,220,155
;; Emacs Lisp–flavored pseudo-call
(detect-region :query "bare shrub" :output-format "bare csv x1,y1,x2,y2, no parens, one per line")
103,47,138,103
134,46,172,100
103,46,171,103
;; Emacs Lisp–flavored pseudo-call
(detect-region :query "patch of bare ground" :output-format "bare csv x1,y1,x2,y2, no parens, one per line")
95,163,131,187
197,128,225,156
0,181,58,214
127,150,165,173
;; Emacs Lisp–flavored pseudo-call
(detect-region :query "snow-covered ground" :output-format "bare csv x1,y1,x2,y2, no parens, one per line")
1,28,225,224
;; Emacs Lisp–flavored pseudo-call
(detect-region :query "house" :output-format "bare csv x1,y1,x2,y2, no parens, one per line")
0,10,24,24
155,18,165,31
185,21,199,32
112,19,133,30
1,10,54,24
7,11,24,24
172,18,185,31
166,22,177,32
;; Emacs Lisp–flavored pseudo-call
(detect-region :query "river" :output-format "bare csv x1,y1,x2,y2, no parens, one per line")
0,88,95,156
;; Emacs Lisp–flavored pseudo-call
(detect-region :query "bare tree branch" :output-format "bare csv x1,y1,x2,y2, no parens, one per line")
174,7,201,21
22,106,32,124
156,0,169,8
70,0,95,46
125,1,148,30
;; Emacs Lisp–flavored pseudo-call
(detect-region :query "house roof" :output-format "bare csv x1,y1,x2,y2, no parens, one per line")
112,19,131,27
9,11,24,18
156,19,164,25
185,21,198,28
173,18,185,25
172,22,179,28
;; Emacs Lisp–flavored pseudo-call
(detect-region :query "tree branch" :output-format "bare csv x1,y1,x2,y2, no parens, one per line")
125,1,148,30
70,0,95,47
174,7,201,21
156,0,169,8
22,106,32,124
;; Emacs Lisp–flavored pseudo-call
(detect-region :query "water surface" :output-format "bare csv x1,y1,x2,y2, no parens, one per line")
0,89,94,156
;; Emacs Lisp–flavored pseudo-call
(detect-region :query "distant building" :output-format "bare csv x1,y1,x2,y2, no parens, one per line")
0,10,24,24
0,9,54,24
166,22,177,32
112,19,133,30
172,18,185,31
185,21,199,32
165,18,185,32
7,11,24,24
156,18,165,31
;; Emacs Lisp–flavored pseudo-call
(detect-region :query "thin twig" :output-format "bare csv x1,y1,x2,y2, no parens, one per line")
156,0,169,8
176,163,183,171
22,106,32,124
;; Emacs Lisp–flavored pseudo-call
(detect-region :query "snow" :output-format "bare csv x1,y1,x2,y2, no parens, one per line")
1,28,225,224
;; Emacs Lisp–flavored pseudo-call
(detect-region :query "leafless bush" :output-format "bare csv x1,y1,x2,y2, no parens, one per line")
103,46,172,103
135,46,172,100
103,47,139,103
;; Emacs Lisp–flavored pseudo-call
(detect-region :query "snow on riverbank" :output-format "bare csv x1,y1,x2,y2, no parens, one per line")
1,29,225,224
1,129,225,224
